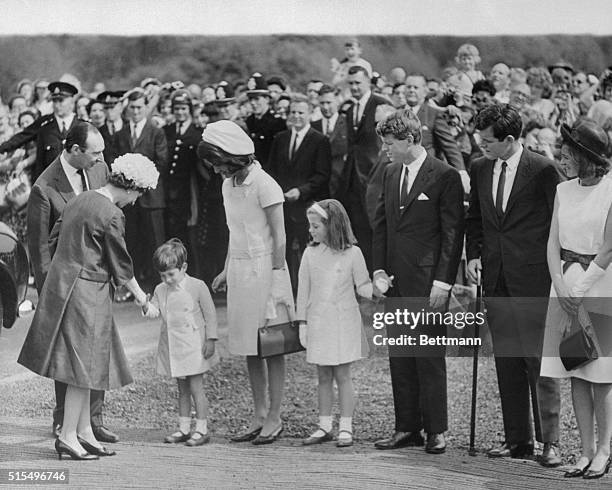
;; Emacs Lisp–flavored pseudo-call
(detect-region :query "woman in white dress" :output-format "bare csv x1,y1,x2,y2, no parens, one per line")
541,119,612,479
199,120,293,445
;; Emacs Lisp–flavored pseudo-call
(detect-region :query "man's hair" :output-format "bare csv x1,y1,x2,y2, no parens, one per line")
126,88,147,104
318,84,338,97
472,79,496,96
153,238,187,272
392,82,406,91
473,104,522,141
376,108,422,143
290,93,310,106
64,121,100,151
347,65,369,77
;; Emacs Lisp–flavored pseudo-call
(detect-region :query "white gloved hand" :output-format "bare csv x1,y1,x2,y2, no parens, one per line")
570,261,606,298
270,269,291,304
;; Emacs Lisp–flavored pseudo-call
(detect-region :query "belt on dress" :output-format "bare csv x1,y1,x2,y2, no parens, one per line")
560,248,596,273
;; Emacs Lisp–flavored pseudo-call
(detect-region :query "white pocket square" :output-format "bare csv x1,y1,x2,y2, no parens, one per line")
417,193,430,201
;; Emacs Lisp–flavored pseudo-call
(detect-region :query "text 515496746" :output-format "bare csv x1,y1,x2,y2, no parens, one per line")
1,469,68,484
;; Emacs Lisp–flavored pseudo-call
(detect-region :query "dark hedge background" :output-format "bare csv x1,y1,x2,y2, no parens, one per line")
1,34,611,94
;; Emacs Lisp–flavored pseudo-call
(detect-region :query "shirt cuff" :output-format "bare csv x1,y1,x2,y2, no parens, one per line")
433,280,452,291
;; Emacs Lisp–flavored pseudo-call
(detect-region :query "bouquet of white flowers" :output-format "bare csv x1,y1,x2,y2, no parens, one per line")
110,153,159,191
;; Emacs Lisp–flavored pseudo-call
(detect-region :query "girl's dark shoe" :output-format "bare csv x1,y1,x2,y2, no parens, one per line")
230,426,262,443
252,425,283,445
164,431,191,444
54,438,99,461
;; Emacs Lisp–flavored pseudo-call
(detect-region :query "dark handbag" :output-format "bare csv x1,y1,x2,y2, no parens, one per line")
559,305,600,371
257,303,304,359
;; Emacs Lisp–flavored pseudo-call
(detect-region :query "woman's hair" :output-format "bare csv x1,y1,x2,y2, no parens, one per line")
17,109,38,127
86,99,104,117
196,140,254,169
564,143,610,179
153,238,187,272
307,199,356,251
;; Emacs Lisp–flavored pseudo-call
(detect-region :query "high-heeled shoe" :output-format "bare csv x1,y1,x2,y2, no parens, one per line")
77,437,116,457
252,424,283,445
54,439,99,461
564,460,590,478
583,457,611,479
230,426,262,443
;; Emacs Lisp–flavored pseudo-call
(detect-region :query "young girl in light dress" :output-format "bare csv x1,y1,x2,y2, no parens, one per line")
296,199,372,448
143,239,219,446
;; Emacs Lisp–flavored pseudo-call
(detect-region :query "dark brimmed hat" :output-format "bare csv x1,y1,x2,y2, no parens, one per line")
170,89,193,108
267,76,286,91
246,73,270,97
140,77,161,88
97,90,126,107
548,60,575,74
215,81,236,105
561,119,610,166
48,81,78,99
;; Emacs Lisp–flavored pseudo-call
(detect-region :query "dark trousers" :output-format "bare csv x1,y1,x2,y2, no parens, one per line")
285,215,309,295
487,274,560,444
125,204,165,289
389,355,447,434
344,187,372,272
53,381,105,427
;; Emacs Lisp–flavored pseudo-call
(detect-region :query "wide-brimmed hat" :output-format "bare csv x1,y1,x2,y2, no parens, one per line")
560,119,610,166
246,73,270,97
201,120,254,156
170,89,193,108
97,90,126,107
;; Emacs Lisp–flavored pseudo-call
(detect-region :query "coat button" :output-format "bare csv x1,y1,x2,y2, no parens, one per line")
173,154,178,160
172,162,176,167
175,147,180,152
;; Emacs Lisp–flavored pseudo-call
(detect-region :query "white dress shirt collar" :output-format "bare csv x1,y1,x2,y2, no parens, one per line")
323,112,339,134
60,152,84,195
131,118,147,139
56,113,75,130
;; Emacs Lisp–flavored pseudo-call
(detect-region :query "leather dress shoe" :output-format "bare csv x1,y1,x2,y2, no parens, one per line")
302,428,334,446
540,442,562,467
92,425,119,443
583,457,611,479
487,442,534,459
52,423,62,438
185,431,210,447
374,431,424,450
425,433,446,454
230,426,262,443
78,437,116,456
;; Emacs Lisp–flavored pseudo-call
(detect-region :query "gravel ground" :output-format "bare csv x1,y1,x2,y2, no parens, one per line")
1,322,582,464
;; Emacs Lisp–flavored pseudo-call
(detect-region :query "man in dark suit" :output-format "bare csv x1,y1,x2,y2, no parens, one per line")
27,121,118,443
97,90,126,166
404,74,470,194
268,94,331,289
116,88,168,290
311,84,348,200
0,81,78,182
372,109,464,455
344,65,388,269
466,104,561,466
163,89,201,248
245,73,286,170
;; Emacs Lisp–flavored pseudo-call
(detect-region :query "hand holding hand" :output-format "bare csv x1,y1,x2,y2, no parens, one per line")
466,258,482,284
373,271,393,298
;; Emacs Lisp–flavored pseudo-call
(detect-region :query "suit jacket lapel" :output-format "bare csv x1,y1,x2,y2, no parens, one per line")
401,157,433,215
292,129,312,162
504,151,535,217
481,159,500,226
54,160,76,203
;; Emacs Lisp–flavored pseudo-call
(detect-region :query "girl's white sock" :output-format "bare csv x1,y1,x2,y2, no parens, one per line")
319,416,333,433
339,417,352,436
179,416,191,435
195,418,208,435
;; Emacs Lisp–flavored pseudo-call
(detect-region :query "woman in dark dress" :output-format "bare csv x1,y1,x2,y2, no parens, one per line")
18,153,159,460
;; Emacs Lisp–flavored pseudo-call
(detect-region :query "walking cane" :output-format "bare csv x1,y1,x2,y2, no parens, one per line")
468,270,482,456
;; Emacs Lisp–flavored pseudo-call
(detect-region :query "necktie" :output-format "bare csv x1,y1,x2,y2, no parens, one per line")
354,101,360,127
131,124,138,147
322,119,328,136
176,123,182,136
495,161,508,215
77,168,89,193
109,122,114,135
60,120,67,138
290,133,298,159
400,167,409,209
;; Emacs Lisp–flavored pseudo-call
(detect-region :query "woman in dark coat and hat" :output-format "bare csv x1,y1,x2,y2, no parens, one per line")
18,153,158,460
